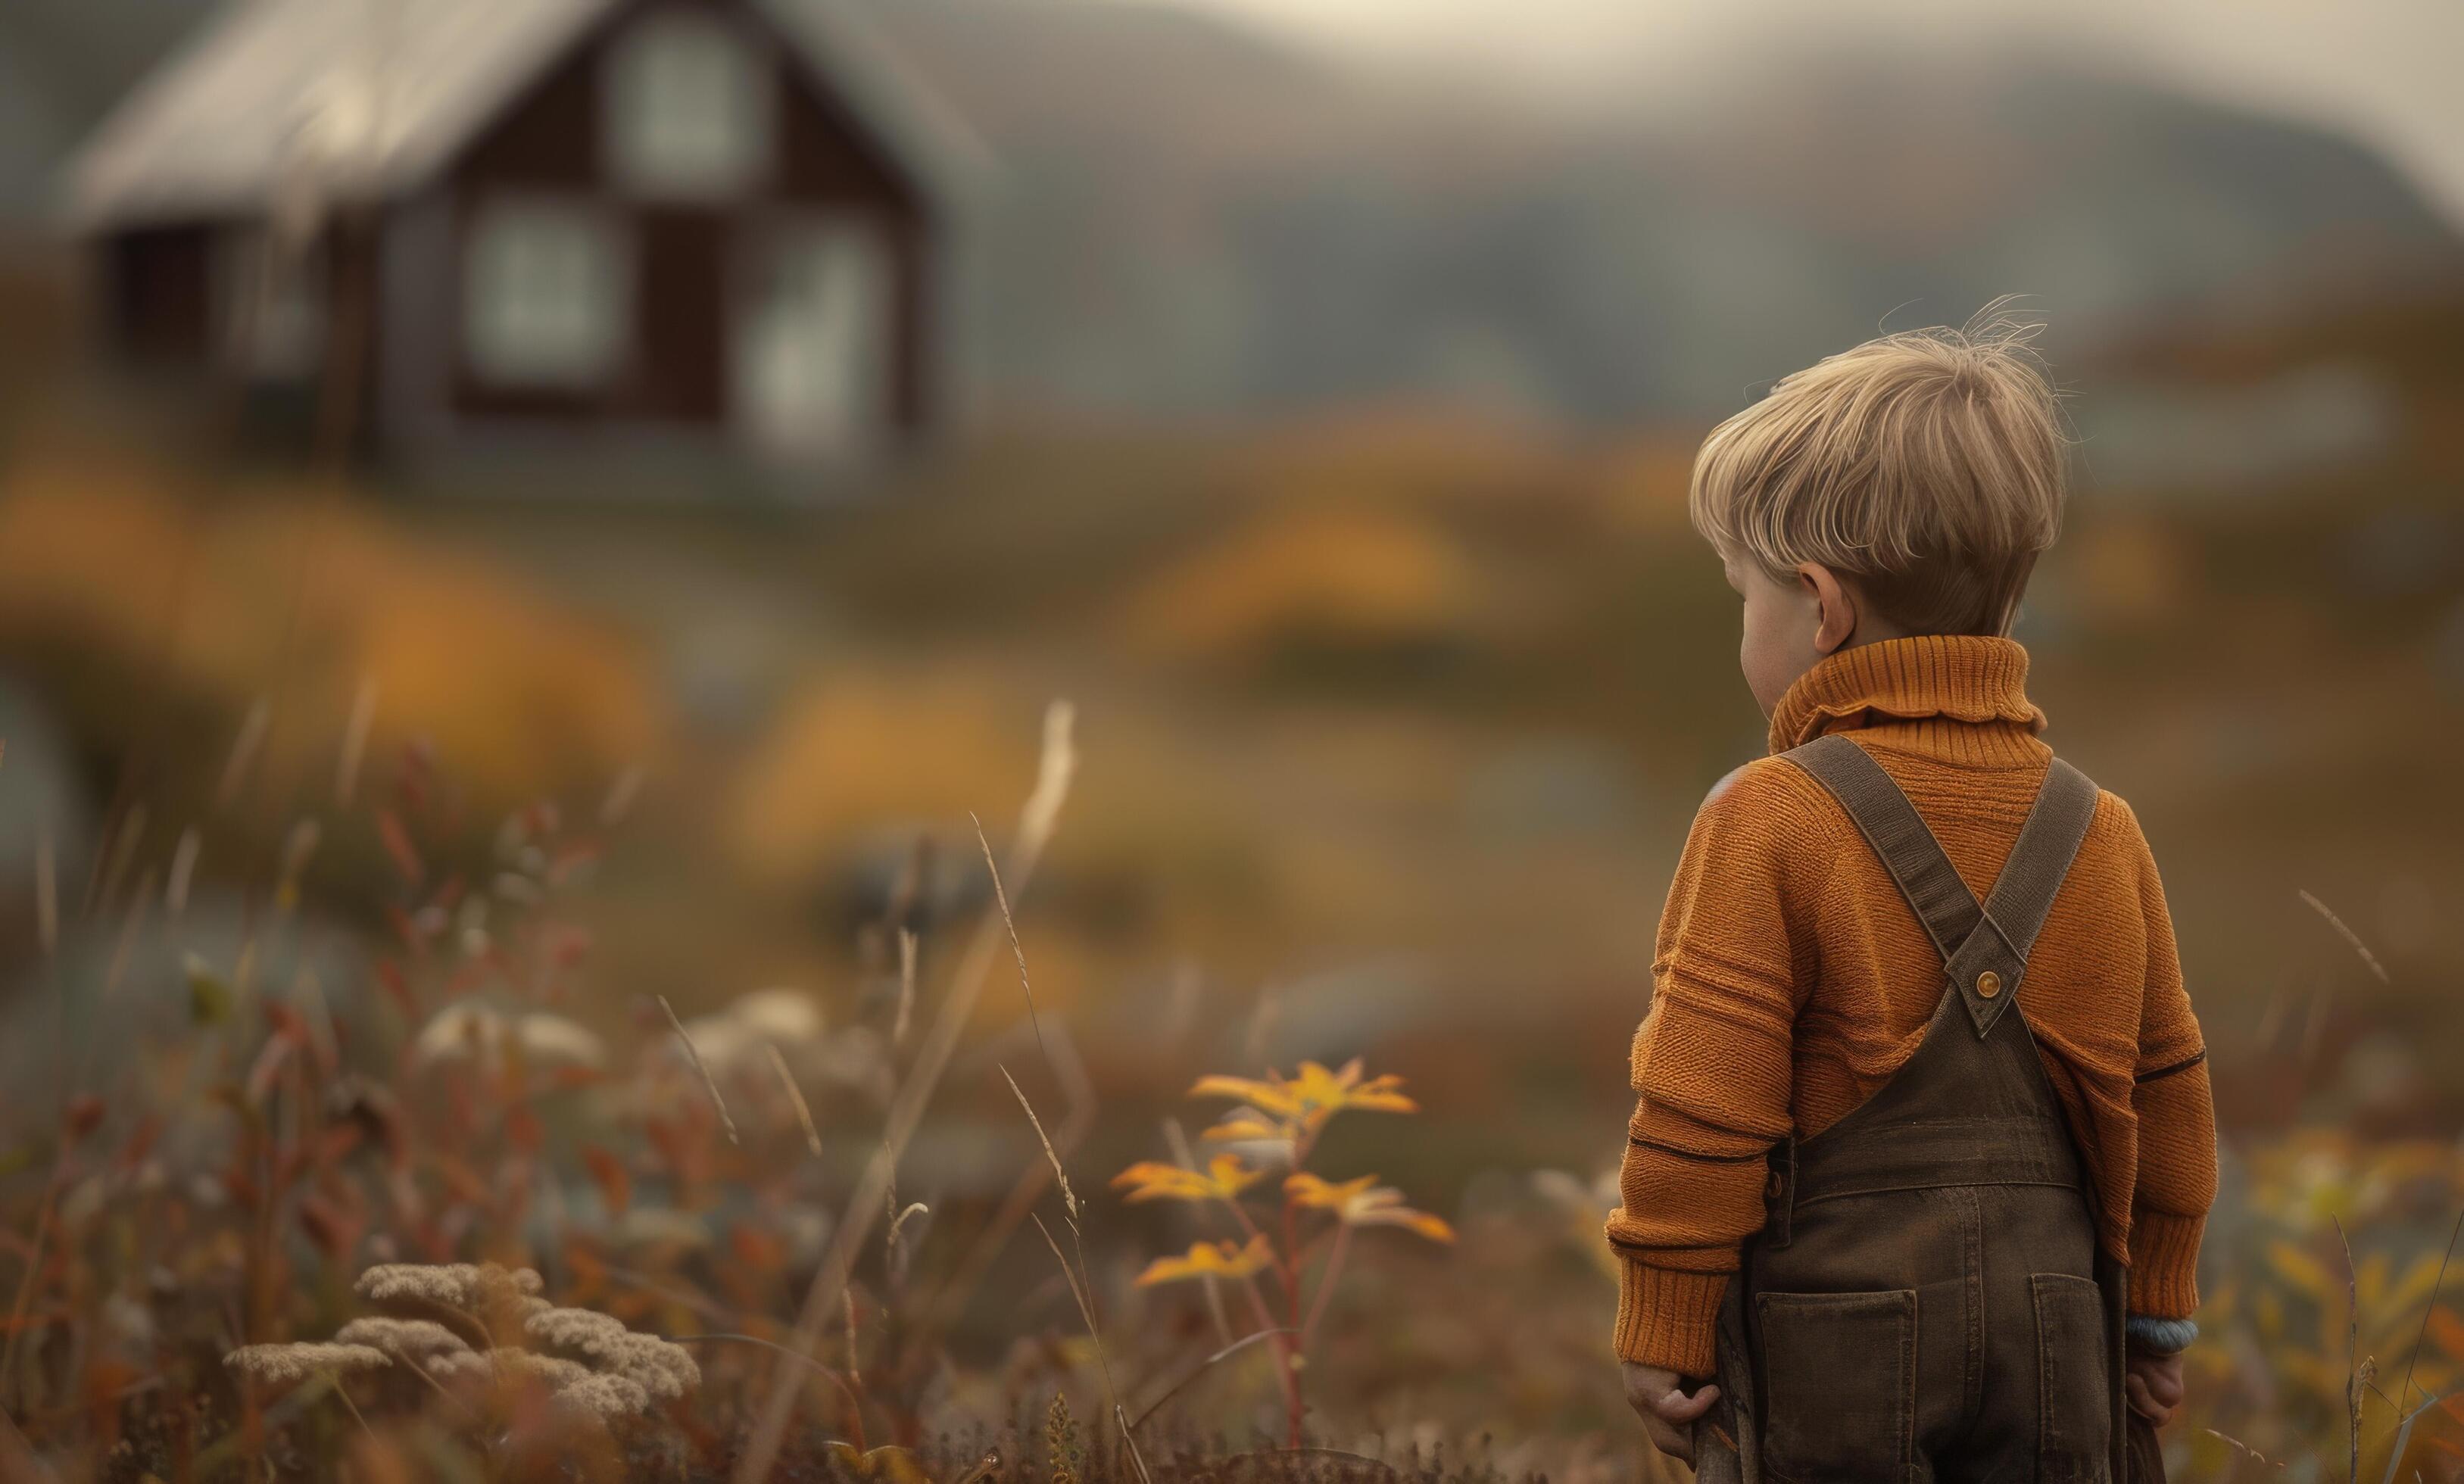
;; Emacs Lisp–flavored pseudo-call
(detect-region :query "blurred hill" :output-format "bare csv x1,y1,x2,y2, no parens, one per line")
876,0,2464,419
4,0,2459,421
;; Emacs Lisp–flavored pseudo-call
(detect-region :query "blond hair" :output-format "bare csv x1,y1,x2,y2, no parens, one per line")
1689,305,2067,637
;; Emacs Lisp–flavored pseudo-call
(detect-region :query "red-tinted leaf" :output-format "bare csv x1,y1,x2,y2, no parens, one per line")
644,1115,712,1186
274,1137,318,1192
580,1145,630,1217
547,843,601,887
550,928,594,968
116,1115,163,1173
317,1124,365,1165
245,1035,295,1105
374,960,417,1018
375,810,424,885
264,1002,311,1048
0,1309,70,1334
384,906,424,955
400,736,435,784
298,1190,364,1264
504,1104,544,1155
426,1152,490,1205
730,1224,785,1275
62,1095,104,1145
83,1358,138,1392
561,1239,609,1306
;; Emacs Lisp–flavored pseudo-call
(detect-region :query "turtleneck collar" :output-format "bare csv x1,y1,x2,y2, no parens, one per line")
1765,634,2050,768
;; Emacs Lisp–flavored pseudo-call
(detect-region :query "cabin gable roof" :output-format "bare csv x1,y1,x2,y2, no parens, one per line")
65,0,982,232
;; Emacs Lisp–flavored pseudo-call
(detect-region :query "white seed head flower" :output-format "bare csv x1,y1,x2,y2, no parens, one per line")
356,1263,473,1306
408,1005,507,1070
557,1372,650,1418
356,1262,544,1311
726,988,823,1047
410,1005,603,1071
625,1334,701,1396
333,1317,472,1359
525,1307,700,1398
673,1015,756,1077
426,1350,491,1380
611,1207,709,1249
225,1342,389,1385
491,1351,594,1389
514,1012,607,1068
526,1305,627,1352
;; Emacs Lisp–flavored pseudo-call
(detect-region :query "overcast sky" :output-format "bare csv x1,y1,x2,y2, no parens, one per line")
1171,0,2464,229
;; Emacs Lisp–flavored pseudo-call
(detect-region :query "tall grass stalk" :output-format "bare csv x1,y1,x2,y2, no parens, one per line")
734,700,1077,1483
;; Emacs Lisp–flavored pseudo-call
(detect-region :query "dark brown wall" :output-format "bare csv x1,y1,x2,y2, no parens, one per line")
446,0,935,436
321,214,385,457
105,225,216,363
99,214,389,460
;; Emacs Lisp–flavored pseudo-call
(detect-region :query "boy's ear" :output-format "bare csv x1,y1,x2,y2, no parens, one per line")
1795,563,1860,655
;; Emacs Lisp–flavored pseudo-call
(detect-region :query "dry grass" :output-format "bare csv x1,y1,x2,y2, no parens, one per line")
0,460,663,813
1,664,2461,1484
2,394,2463,1479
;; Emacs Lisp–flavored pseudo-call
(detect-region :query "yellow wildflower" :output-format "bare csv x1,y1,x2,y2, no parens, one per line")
1133,1236,1275,1286
1190,1058,1416,1140
1110,1153,1265,1203
1284,1171,1453,1242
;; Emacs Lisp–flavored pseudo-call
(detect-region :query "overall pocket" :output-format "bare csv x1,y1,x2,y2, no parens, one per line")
2031,1274,2114,1482
1754,1289,1917,1482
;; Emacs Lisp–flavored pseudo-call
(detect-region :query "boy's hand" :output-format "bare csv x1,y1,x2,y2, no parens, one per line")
2124,1345,2185,1426
1621,1361,1719,1464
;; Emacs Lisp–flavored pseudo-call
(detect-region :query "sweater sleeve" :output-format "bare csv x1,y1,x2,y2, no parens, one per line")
2117,800,2217,1320
1606,760,1832,1375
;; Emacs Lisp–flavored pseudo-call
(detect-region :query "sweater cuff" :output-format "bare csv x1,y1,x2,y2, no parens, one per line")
2128,1208,2205,1318
2126,1315,2199,1355
1613,1260,1726,1377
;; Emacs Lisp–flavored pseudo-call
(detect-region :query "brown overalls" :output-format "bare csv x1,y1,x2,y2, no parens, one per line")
1692,734,2157,1484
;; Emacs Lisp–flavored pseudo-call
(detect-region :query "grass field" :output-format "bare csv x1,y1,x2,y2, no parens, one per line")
2,299,2463,1479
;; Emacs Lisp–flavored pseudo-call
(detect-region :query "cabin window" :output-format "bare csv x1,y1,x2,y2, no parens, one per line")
463,201,628,386
734,217,888,460
606,14,772,198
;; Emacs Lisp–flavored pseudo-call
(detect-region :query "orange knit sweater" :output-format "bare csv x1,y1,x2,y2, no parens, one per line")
1606,634,2217,1377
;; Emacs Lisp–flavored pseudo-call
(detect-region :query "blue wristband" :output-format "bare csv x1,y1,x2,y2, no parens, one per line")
2126,1314,2197,1355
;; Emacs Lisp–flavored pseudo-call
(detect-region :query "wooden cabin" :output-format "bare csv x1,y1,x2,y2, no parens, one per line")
67,0,978,469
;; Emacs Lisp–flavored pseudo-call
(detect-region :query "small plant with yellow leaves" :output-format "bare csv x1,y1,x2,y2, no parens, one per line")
1112,1057,1452,1447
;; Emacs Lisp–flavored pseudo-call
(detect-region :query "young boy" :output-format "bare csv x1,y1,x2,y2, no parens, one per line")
1608,314,2216,1481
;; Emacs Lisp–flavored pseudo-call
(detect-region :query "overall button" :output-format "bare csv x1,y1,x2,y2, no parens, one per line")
1975,971,2002,998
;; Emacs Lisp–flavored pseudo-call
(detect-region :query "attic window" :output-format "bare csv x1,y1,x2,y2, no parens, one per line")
464,200,628,386
606,13,772,197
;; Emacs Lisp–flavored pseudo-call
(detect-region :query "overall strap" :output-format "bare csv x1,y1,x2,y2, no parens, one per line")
1782,733,2099,1036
